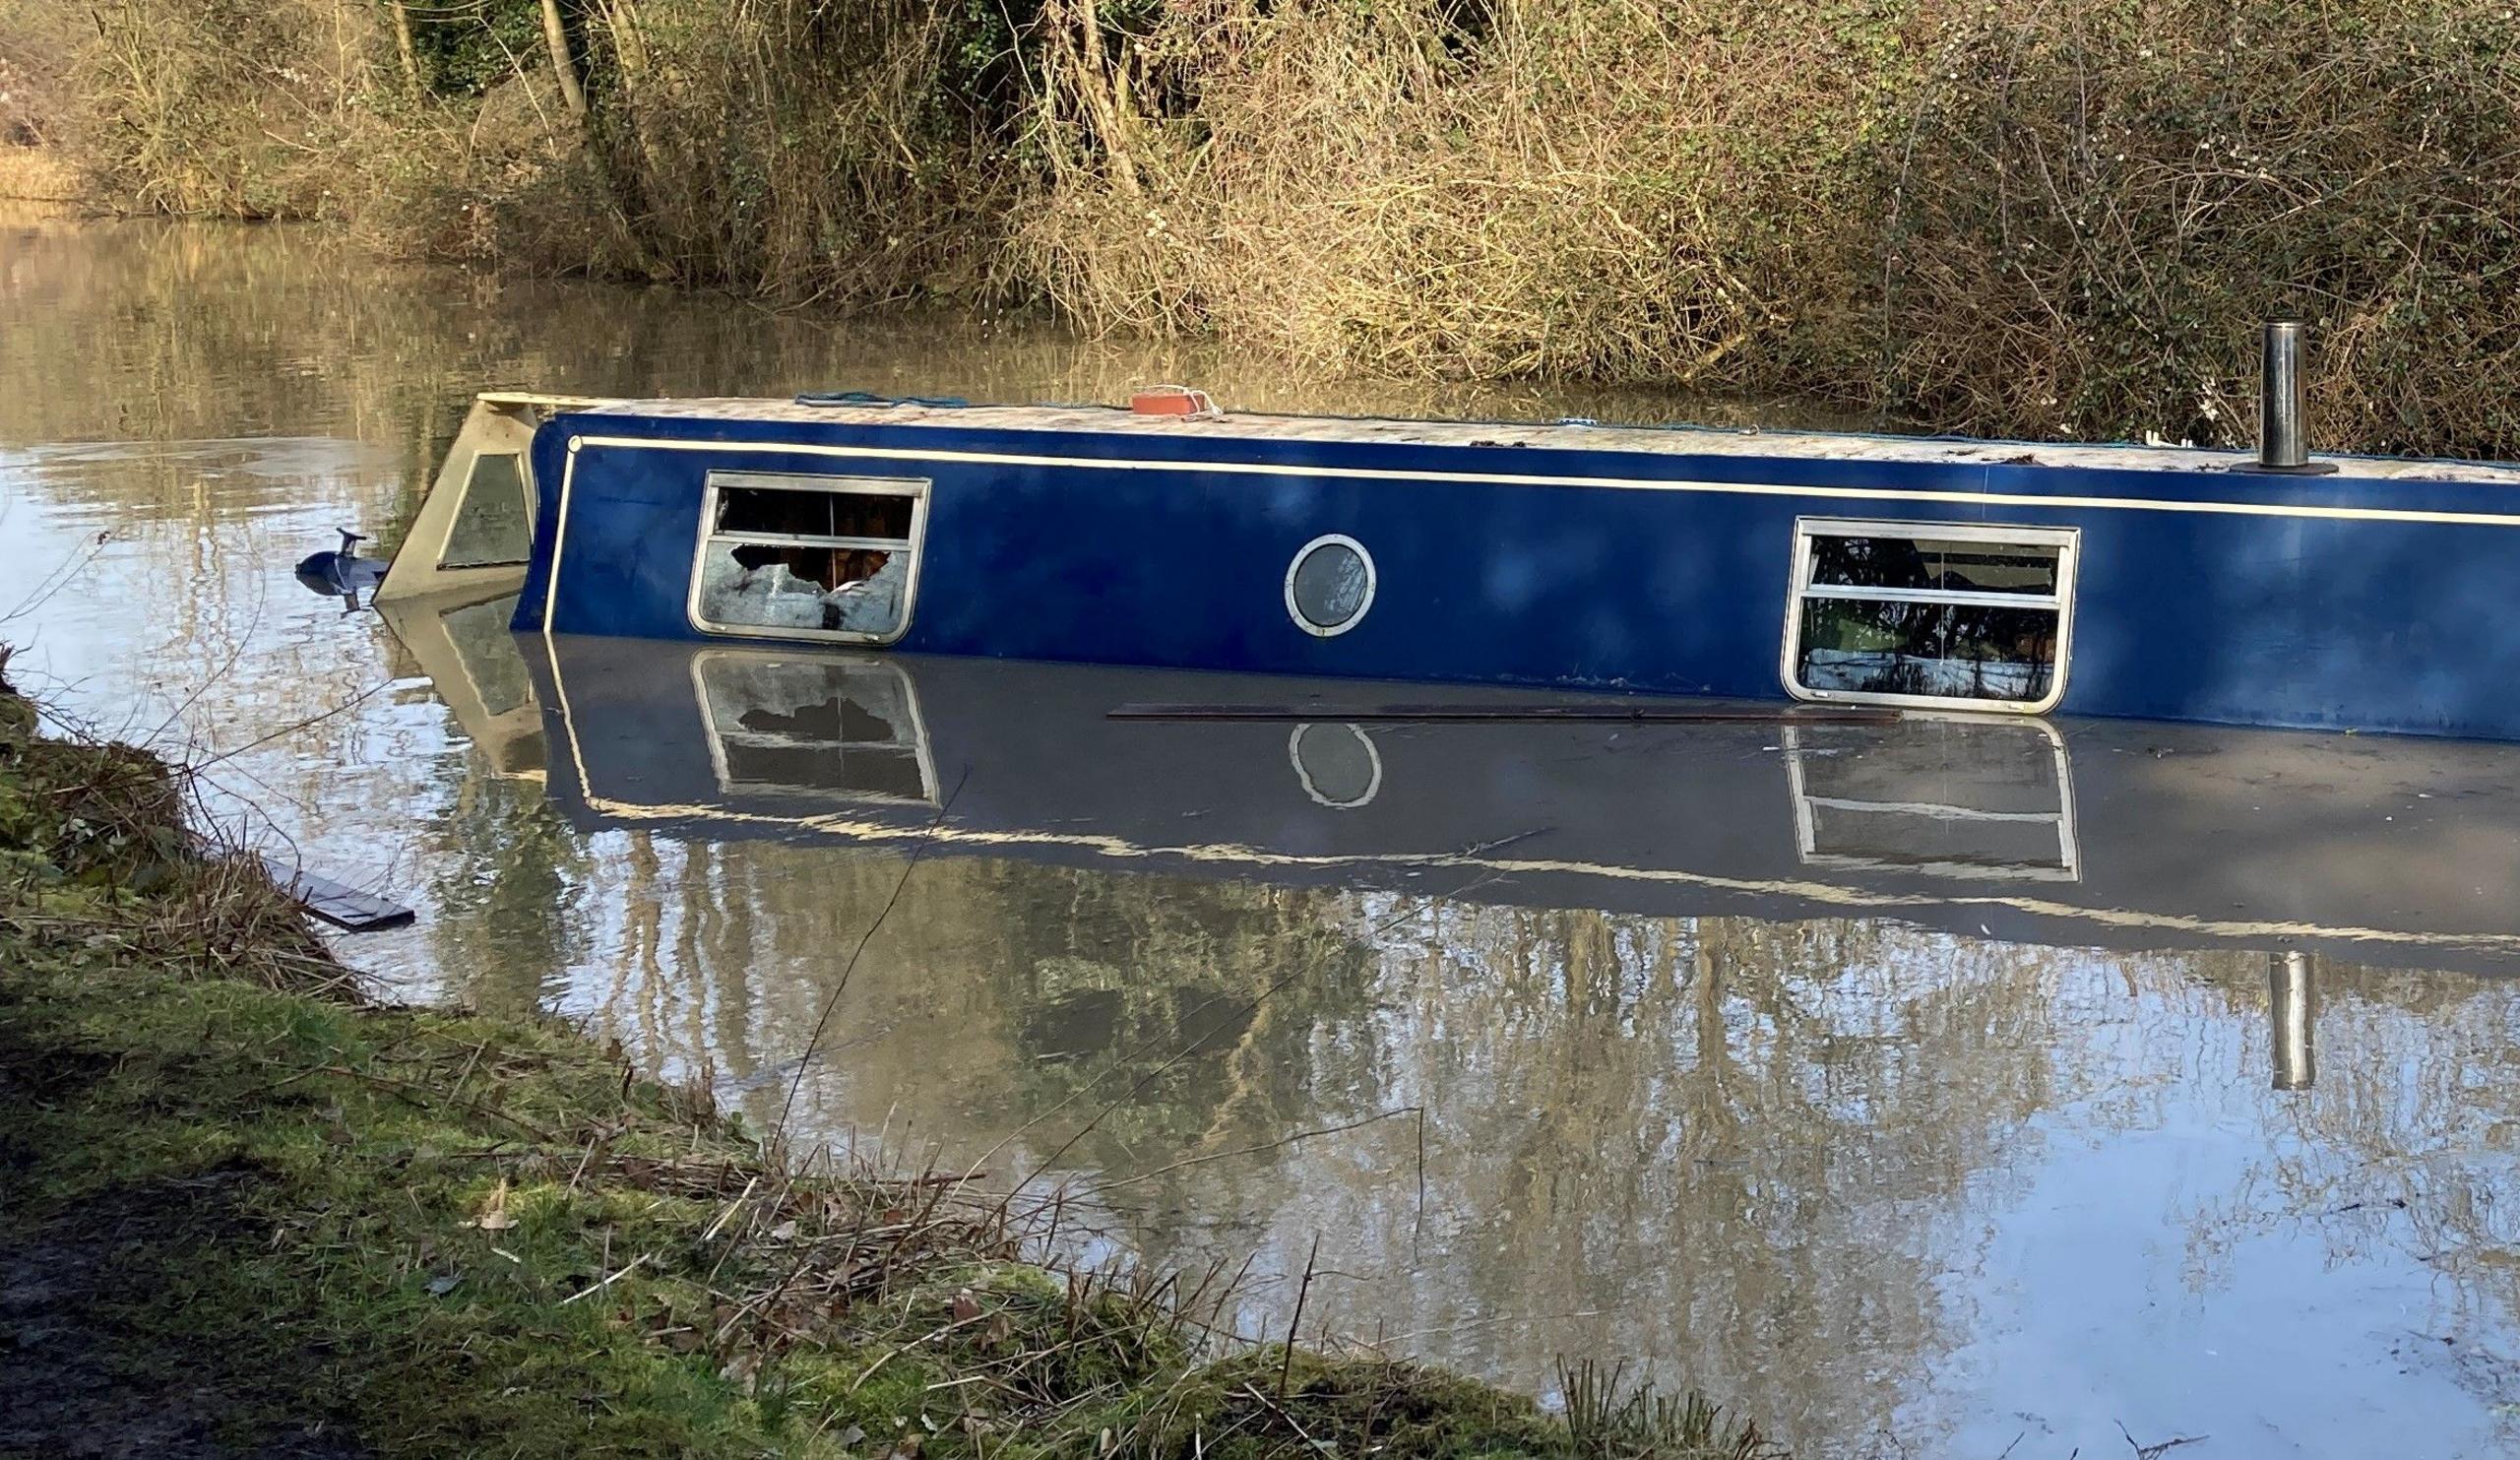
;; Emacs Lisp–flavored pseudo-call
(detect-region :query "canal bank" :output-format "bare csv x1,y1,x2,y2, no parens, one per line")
0,670,1774,1457
19,1,2520,455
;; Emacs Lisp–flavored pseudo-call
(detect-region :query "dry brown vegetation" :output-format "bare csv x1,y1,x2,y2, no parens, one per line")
1025,0,2520,454
22,0,2520,454
62,0,372,217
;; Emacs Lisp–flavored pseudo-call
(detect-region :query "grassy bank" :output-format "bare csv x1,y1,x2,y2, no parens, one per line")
21,0,2520,456
0,667,1774,1458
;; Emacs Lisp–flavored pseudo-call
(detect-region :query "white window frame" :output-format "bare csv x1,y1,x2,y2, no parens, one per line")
686,470,930,646
1780,517,2079,716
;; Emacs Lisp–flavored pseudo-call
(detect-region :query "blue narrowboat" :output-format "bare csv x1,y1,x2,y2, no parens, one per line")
376,363,2520,739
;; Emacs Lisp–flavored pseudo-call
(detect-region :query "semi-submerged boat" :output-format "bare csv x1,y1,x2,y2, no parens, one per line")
377,327,2520,738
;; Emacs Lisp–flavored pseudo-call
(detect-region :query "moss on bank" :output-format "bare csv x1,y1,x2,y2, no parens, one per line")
0,667,1776,1458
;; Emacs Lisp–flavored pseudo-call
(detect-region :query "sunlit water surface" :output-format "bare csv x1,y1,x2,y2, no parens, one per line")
8,209,2520,1457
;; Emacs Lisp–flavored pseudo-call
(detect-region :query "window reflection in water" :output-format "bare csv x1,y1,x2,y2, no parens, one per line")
1785,716,2077,881
694,652,935,804
376,591,547,779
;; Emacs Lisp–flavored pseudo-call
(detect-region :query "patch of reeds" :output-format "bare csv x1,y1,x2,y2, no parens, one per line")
1020,0,1815,386
0,147,77,201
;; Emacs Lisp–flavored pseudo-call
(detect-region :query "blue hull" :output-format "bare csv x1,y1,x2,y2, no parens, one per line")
509,404,2520,738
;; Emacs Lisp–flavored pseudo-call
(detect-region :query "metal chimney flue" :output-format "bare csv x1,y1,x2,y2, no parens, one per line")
2243,320,2337,475
2269,951,2317,1091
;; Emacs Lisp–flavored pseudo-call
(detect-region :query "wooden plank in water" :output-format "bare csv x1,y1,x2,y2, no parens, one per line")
1108,702,1901,725
259,854,416,932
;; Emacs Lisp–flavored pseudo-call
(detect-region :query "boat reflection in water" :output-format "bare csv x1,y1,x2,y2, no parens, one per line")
480,622,2520,979
377,592,2520,1454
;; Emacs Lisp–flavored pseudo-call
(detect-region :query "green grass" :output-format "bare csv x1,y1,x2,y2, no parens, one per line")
0,668,1778,1458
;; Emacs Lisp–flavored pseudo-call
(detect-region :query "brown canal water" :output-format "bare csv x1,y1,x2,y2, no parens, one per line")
10,209,2520,1457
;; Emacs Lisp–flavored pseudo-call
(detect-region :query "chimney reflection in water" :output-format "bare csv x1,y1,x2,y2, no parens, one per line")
2269,951,2317,1091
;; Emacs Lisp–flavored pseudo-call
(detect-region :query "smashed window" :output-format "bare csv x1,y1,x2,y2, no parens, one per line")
1784,521,2076,712
440,452,533,569
689,473,926,643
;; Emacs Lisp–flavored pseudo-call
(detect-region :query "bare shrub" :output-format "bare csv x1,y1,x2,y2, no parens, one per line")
1024,0,2520,453
576,0,1017,301
0,0,80,149
71,0,376,219
1020,0,1867,385
1854,0,2520,455
340,72,637,277
333,0,1020,304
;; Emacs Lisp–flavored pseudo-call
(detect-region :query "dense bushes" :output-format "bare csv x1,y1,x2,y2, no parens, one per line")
63,0,370,218
26,0,2520,455
1858,1,2520,453
1025,0,2520,456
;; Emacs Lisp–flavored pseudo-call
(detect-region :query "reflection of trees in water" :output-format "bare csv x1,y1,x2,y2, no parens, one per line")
4,212,1794,467
424,769,591,1013
543,844,2089,1450
2172,957,2520,1409
549,842,1382,1171
429,806,2520,1453
1227,904,2087,1453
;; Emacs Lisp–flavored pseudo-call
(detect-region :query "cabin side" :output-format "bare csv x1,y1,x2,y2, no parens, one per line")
385,397,2520,738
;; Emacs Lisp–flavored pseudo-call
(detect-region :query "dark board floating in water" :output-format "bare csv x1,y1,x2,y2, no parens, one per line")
258,854,414,932
376,342,2520,739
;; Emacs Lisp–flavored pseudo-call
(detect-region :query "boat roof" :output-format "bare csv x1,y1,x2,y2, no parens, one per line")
572,396,2520,484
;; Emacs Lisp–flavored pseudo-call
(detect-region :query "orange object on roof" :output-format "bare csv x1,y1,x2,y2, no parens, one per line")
1131,386,1222,418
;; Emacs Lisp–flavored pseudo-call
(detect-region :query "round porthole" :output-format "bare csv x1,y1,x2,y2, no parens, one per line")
1285,534,1376,637
1289,724,1382,808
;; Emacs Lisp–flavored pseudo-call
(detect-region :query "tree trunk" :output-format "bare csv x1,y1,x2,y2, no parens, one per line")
388,1,421,96
539,0,589,121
